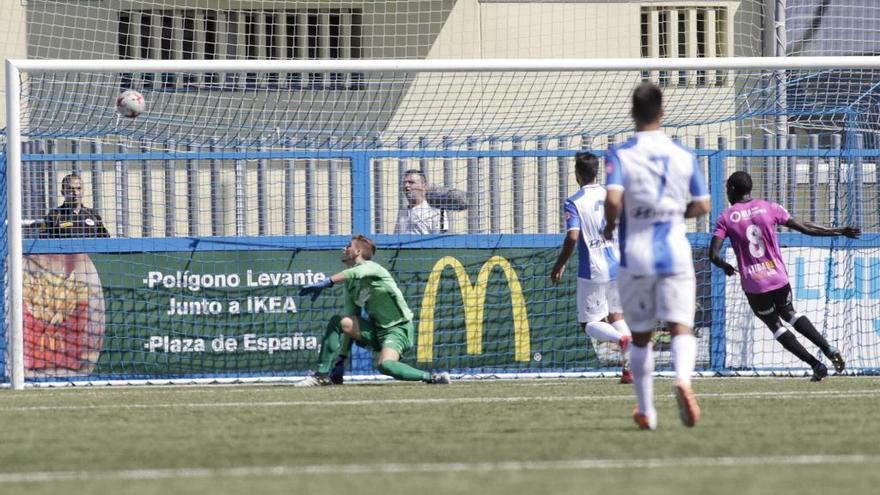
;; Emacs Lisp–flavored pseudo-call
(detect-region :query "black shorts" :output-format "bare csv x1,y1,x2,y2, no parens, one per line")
745,284,793,319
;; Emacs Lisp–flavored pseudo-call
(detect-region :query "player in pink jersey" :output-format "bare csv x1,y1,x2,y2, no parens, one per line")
709,171,860,381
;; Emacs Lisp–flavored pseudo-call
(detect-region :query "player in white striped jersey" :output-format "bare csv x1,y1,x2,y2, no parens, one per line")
551,152,632,384
603,83,711,430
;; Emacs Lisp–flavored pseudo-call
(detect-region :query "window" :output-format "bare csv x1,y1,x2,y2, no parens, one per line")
117,8,364,91
640,5,730,87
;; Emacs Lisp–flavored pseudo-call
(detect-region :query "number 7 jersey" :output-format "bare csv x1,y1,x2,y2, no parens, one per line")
605,130,710,276
713,199,791,294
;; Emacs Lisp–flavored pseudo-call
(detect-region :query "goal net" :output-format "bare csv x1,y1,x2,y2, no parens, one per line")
4,55,880,386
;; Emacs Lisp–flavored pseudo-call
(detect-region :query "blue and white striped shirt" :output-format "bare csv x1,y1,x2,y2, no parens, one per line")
605,130,710,276
564,184,619,282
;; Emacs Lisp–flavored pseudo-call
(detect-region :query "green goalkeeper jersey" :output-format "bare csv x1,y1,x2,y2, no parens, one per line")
342,260,413,329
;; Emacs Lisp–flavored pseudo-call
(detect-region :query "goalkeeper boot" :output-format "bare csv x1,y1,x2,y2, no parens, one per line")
328,355,347,385
810,362,828,382
430,372,451,385
632,406,657,430
826,348,845,373
673,380,700,427
294,374,332,387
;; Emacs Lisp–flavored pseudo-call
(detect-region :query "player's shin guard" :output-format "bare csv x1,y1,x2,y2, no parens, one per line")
377,360,432,382
316,316,345,375
670,334,696,387
630,343,655,417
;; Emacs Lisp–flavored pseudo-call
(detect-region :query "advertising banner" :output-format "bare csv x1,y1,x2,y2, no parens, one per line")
22,248,603,378
724,247,880,369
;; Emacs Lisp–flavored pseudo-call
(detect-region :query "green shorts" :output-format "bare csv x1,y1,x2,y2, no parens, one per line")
354,317,414,355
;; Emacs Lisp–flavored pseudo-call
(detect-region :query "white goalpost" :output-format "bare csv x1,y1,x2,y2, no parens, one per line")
5,56,880,389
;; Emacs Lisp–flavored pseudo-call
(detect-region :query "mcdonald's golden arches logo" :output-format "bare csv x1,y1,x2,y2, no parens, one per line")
417,256,531,362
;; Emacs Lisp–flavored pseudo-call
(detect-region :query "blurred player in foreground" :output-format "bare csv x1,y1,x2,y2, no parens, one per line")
297,235,451,386
709,171,859,381
551,151,632,384
603,83,711,430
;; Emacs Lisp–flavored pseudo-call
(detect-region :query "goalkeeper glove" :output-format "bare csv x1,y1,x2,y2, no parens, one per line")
300,278,334,302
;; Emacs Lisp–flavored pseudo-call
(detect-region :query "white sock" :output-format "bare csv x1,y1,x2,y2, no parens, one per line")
585,321,623,344
671,334,697,387
611,319,632,338
630,342,655,415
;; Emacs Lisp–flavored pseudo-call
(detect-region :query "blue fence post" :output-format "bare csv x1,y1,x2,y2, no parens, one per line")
695,136,707,232
808,134,819,223
256,137,267,236
762,134,773,202
467,136,482,233
512,136,523,234
90,140,103,220
115,142,129,238
164,139,176,237
489,137,501,233
787,134,798,215
536,136,547,233
327,137,339,235
209,138,221,236
186,140,199,237
557,137,569,231
831,134,841,227
351,148,371,235
372,137,384,234
234,139,246,237
141,138,152,238
283,138,296,235
709,147,727,372
305,137,316,235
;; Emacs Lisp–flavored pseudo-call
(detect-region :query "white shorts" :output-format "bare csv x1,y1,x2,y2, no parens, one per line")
618,270,696,332
577,278,622,323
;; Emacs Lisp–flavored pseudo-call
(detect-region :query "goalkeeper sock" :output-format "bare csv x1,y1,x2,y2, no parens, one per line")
585,321,623,343
630,342,655,415
377,360,432,382
775,329,820,367
670,334,696,387
789,314,832,354
316,316,345,374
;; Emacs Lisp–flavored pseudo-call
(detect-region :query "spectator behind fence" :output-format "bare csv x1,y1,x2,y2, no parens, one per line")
41,174,110,238
394,169,445,234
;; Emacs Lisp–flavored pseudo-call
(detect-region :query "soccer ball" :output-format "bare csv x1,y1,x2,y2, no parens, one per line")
116,90,145,118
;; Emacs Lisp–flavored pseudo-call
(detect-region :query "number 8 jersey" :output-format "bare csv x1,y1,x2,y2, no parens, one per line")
713,199,791,294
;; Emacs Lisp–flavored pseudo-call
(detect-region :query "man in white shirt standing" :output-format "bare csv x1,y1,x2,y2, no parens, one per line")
603,83,711,430
395,169,445,234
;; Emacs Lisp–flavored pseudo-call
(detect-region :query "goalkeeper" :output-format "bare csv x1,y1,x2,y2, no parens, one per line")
296,234,451,387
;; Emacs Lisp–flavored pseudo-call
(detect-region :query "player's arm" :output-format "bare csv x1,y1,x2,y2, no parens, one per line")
603,189,622,241
301,267,359,302
552,200,581,282
685,157,711,219
551,230,578,283
785,217,861,239
708,235,737,276
685,198,711,219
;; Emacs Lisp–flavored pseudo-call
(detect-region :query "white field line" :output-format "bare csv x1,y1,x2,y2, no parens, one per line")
1,389,879,412
1,454,880,483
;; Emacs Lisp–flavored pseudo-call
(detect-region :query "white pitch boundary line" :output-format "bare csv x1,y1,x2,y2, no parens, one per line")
2,389,879,412
1,454,880,484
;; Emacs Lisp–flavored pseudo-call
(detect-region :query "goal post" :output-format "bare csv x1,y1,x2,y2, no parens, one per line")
5,57,880,388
